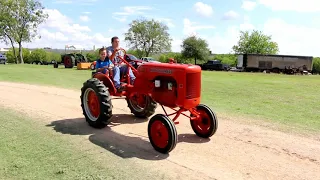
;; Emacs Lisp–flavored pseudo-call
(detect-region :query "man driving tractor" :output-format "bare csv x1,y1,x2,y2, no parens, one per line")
106,36,135,92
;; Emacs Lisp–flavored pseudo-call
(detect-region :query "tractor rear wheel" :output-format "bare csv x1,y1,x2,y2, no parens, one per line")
80,78,113,128
148,114,177,154
190,104,218,138
126,93,157,118
64,55,75,68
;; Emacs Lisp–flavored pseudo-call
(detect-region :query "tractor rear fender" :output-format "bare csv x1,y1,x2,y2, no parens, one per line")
92,73,117,96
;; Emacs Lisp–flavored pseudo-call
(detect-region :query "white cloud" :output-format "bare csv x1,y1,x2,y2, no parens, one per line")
1,8,118,50
193,2,213,17
79,15,90,22
82,11,91,14
143,16,175,28
258,0,320,12
263,18,320,56
241,0,257,11
171,37,183,52
112,6,153,22
42,9,91,34
193,18,320,57
183,18,215,36
222,10,239,20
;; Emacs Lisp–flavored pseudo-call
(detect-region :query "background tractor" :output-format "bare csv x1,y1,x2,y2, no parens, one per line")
61,53,88,68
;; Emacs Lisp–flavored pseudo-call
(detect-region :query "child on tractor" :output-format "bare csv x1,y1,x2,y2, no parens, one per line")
95,47,113,75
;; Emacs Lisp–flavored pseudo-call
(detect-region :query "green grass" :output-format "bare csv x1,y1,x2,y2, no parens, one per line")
0,64,319,132
0,106,156,180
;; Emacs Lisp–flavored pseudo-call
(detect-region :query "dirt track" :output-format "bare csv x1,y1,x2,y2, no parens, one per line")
0,81,320,180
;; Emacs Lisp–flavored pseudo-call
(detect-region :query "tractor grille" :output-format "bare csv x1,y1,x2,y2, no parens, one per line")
186,72,201,99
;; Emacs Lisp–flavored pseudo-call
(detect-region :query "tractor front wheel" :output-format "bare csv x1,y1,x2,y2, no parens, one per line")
148,114,177,154
126,93,157,118
80,78,113,128
190,104,218,138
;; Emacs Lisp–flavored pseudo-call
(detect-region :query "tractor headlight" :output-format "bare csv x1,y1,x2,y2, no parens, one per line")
155,80,160,87
168,82,173,90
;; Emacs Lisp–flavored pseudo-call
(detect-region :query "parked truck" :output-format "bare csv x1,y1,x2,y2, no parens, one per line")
237,54,313,74
197,60,230,71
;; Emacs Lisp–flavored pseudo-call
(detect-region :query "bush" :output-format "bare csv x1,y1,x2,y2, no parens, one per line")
312,57,320,74
5,48,31,63
213,54,237,66
29,49,47,62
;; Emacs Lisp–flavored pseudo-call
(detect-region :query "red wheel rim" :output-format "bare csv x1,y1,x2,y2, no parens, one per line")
136,94,147,108
65,57,70,65
193,109,211,134
150,120,169,149
128,93,147,112
87,90,100,118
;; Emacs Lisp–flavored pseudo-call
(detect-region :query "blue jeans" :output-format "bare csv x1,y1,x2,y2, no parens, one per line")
113,65,135,88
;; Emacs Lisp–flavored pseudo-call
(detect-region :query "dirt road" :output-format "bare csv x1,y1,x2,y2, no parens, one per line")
0,81,320,180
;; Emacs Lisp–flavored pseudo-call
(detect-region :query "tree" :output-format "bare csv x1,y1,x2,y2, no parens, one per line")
124,18,172,57
0,0,48,64
232,30,279,55
313,57,320,74
30,48,46,62
181,35,210,64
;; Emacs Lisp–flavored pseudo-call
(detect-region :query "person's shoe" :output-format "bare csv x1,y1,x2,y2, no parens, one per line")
116,82,127,92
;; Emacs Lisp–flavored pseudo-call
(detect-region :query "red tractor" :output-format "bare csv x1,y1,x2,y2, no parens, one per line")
80,49,218,154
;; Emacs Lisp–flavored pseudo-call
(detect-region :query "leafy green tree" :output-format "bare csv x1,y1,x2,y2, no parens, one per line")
0,0,48,64
125,18,172,57
30,48,46,62
232,30,279,55
181,35,210,64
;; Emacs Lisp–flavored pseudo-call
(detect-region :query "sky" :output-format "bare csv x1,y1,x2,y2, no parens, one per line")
1,0,320,56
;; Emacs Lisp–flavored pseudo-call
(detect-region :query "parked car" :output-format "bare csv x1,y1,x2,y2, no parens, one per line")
141,57,160,63
0,53,7,64
198,60,228,71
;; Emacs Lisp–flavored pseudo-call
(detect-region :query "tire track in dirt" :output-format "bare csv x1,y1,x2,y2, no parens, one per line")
1,81,320,180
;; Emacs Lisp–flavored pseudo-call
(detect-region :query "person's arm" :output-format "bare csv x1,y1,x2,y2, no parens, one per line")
108,60,114,68
107,48,118,64
95,61,106,72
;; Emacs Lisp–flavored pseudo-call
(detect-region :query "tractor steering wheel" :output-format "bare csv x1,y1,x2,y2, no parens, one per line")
118,48,126,55
115,48,127,64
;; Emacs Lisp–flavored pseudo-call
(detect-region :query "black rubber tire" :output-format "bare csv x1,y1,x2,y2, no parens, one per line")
148,114,178,154
80,78,113,128
64,55,75,68
190,104,218,138
126,94,157,118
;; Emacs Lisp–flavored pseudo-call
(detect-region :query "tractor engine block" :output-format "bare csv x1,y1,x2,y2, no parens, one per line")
135,62,202,109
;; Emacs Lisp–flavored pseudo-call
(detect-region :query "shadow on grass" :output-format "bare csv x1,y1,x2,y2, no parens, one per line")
46,113,210,161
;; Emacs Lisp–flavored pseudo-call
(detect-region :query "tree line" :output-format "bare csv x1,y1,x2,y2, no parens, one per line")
5,47,61,64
